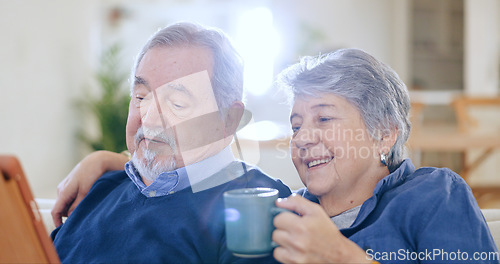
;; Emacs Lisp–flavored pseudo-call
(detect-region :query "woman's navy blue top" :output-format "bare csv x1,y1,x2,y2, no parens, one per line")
300,159,499,263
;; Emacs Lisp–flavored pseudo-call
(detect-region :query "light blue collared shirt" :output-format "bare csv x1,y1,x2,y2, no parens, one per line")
125,146,236,198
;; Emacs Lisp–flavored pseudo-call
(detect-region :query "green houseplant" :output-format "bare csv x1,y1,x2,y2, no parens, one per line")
77,44,130,153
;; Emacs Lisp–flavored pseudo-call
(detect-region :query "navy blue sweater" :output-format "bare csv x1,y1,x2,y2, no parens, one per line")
52,166,291,263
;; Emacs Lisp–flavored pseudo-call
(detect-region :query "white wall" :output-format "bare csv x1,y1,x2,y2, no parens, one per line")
272,0,410,83
0,0,99,198
465,0,500,96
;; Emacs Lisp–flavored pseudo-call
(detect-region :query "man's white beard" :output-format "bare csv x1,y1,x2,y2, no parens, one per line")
131,126,177,182
131,147,176,182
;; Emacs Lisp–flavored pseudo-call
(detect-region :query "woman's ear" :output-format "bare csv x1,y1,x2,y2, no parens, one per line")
378,128,398,155
223,101,244,137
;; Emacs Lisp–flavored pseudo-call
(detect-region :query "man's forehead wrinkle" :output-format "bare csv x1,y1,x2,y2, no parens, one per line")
139,70,212,95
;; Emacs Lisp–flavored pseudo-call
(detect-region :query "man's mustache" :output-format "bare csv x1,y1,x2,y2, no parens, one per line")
134,126,177,151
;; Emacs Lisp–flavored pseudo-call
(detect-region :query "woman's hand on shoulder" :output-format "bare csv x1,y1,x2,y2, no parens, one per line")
272,194,370,264
51,150,129,227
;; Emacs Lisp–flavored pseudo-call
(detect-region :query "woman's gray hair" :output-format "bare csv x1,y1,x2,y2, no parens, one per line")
277,48,411,171
131,22,244,111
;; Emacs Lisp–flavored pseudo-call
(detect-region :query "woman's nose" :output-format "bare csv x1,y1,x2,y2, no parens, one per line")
292,125,320,149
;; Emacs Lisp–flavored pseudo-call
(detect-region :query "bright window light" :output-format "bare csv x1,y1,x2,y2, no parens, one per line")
237,120,287,141
235,7,280,96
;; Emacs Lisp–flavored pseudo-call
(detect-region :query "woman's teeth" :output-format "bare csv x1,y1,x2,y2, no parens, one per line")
308,158,332,168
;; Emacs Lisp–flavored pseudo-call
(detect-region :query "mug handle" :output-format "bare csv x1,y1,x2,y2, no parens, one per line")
269,207,294,248
270,207,291,216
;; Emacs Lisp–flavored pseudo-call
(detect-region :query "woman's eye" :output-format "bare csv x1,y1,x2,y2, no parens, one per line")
291,126,300,133
319,117,333,122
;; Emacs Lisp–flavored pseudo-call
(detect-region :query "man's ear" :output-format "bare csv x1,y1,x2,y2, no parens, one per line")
223,101,244,137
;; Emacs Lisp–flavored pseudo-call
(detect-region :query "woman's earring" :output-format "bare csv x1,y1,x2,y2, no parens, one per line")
380,153,388,166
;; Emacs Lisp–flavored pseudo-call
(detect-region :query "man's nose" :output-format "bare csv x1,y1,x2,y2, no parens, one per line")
141,99,170,129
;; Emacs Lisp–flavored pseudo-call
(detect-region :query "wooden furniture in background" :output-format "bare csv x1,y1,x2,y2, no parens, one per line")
408,96,500,207
452,97,500,133
452,97,500,206
0,155,60,264
451,96,500,180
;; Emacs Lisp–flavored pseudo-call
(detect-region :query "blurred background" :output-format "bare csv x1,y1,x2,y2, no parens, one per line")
1,0,499,207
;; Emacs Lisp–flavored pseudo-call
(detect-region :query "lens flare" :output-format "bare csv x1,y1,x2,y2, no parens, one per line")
224,208,240,222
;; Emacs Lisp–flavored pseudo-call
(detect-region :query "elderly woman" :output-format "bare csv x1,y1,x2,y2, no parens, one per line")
271,48,497,263
52,49,497,263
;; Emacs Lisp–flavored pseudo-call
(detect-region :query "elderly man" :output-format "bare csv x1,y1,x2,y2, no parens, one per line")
51,22,291,263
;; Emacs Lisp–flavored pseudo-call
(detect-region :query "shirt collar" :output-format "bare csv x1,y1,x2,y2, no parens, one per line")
344,159,415,232
371,159,415,196
125,146,236,198
300,159,415,229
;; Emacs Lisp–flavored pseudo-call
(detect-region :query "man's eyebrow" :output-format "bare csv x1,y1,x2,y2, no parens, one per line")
134,76,148,87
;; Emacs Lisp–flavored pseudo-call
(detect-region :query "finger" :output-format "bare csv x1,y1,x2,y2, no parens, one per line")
273,209,301,230
273,246,288,264
51,211,63,227
272,228,298,250
276,194,323,217
51,197,71,227
67,194,85,217
51,183,77,227
273,246,297,264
